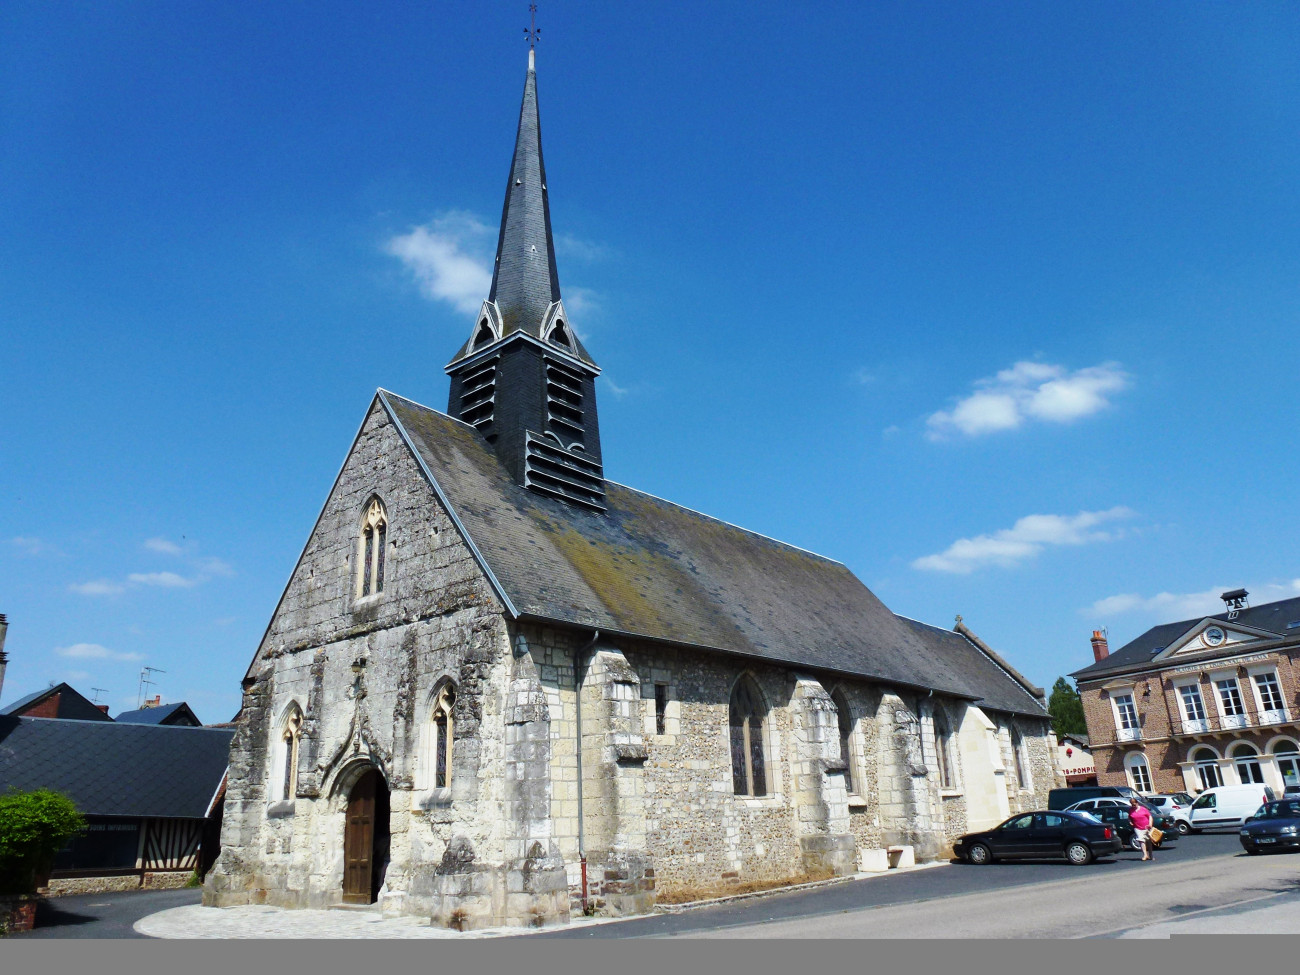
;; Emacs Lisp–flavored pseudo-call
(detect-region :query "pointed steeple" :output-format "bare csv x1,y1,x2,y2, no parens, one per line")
445,46,606,511
448,48,594,367
490,47,560,334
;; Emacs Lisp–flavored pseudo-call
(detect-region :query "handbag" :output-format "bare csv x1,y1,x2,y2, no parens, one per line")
1149,826,1164,846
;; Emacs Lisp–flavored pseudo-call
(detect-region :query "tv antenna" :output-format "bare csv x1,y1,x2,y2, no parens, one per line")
137,666,166,708
90,687,108,703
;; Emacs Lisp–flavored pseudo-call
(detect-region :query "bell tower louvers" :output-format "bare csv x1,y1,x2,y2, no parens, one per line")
445,48,605,511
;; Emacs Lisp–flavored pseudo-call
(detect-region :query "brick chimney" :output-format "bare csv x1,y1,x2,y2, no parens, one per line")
1091,629,1109,663
142,694,161,709
96,704,110,714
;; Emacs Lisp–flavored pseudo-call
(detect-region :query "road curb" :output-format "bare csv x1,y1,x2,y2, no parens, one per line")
653,861,946,914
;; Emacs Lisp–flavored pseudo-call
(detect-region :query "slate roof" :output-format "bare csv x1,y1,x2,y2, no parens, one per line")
381,391,1048,716
1071,594,1300,681
0,716,233,819
114,702,201,726
894,617,1047,717
447,52,595,368
1,683,113,722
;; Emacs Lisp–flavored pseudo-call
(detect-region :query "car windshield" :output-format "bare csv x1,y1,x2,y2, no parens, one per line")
1253,801,1300,820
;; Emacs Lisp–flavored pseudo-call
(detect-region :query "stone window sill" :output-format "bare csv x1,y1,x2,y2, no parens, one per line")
846,795,869,809
352,593,385,610
417,787,452,809
266,800,296,818
733,794,784,808
940,789,963,799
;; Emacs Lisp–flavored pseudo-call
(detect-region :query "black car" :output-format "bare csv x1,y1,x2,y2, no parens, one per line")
953,810,1122,866
1239,799,1300,854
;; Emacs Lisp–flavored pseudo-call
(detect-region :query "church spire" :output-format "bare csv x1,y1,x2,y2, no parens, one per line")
445,38,607,511
448,41,593,368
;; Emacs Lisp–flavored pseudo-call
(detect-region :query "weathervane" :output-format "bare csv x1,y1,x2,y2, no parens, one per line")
525,4,540,47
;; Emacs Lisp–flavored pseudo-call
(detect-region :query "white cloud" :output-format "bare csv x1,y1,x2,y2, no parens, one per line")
70,579,127,596
386,211,493,314
913,507,1135,574
11,536,60,556
600,375,630,399
144,536,183,555
1084,579,1300,620
926,360,1130,440
128,571,197,588
56,643,143,662
554,233,607,264
194,556,235,577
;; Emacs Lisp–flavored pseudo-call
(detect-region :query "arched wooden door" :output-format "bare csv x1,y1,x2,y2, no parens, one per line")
342,769,388,904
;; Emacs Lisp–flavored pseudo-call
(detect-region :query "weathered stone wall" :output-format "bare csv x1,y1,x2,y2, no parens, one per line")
205,401,531,924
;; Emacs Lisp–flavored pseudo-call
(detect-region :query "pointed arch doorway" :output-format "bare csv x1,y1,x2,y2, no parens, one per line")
342,768,390,904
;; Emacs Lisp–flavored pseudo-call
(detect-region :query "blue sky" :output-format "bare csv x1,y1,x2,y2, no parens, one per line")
3,2,1299,721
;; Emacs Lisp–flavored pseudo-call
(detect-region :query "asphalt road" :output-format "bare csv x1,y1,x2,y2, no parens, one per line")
11,830,1268,939
15,887,201,939
535,829,1257,938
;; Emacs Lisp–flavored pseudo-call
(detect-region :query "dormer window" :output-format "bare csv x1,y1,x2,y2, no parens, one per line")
472,319,495,349
549,321,572,349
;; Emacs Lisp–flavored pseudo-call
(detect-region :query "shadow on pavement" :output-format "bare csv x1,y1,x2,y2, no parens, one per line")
32,900,97,930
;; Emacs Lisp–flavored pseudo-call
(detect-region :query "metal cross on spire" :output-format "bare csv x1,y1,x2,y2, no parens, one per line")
525,4,540,47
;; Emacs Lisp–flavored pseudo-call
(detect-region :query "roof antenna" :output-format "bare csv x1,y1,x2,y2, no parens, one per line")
90,687,108,703
137,666,165,708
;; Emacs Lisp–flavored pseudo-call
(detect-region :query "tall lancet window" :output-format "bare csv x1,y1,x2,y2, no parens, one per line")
418,681,456,791
275,705,303,802
357,497,388,598
730,676,768,797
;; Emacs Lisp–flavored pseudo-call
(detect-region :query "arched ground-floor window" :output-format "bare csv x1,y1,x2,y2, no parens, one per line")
1191,746,1222,790
1125,751,1153,793
1271,739,1300,792
1231,743,1265,785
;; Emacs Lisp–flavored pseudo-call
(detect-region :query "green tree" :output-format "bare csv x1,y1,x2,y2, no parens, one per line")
1047,677,1087,739
0,789,85,894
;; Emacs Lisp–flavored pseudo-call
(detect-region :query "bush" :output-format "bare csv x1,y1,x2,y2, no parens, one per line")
0,790,86,895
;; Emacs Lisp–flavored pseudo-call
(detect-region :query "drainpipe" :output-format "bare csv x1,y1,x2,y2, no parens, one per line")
574,629,599,913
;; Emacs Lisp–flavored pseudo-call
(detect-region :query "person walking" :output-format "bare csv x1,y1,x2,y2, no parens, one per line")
1129,798,1154,861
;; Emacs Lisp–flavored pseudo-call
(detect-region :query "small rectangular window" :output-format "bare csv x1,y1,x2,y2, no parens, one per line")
654,684,668,736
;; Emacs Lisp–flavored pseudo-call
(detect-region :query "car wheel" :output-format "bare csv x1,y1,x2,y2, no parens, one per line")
1175,821,1190,835
1129,833,1143,851
1066,841,1093,865
967,842,992,865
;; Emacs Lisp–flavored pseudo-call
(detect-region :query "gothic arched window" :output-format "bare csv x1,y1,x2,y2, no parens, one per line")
274,705,303,801
832,689,858,797
473,319,495,349
935,713,955,790
1011,726,1031,791
417,681,456,791
356,497,388,599
730,676,768,797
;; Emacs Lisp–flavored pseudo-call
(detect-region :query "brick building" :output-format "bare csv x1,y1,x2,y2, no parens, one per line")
1072,590,1300,797
204,46,1055,928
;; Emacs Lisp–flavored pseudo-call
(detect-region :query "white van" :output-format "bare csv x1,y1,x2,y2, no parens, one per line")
1188,784,1276,831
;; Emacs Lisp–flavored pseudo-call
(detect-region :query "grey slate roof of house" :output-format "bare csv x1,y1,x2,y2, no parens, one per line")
1,683,113,722
0,716,233,819
114,702,201,726
894,616,1046,717
381,391,1047,717
1071,594,1300,681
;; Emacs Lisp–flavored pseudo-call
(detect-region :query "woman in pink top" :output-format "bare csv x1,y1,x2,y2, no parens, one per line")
1129,798,1153,861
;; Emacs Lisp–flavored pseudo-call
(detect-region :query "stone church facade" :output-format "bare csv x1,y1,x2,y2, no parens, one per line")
204,48,1054,928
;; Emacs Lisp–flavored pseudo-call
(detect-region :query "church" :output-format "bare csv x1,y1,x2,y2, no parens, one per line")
204,46,1055,928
